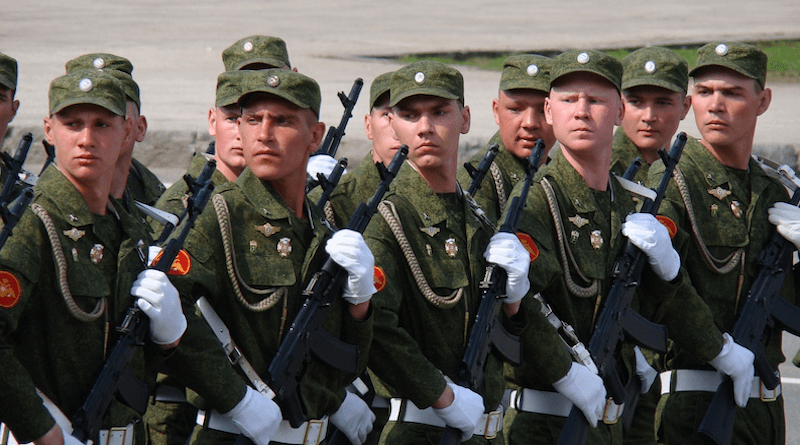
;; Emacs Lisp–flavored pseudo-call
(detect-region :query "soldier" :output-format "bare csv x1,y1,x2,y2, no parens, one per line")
653,42,791,445
0,69,277,445
611,46,692,445
0,52,19,142
64,53,166,206
500,49,753,445
458,54,557,226
168,69,375,445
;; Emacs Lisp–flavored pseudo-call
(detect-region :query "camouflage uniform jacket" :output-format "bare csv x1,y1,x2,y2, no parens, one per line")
609,127,651,184
170,167,372,419
507,150,723,391
127,157,167,207
649,136,796,371
327,151,383,229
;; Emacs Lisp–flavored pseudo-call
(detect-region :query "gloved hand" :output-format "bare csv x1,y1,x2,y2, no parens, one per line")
622,213,680,281
307,154,343,181
221,386,282,445
483,232,531,303
432,383,485,442
325,229,376,304
633,346,658,394
131,269,187,345
708,333,755,408
147,245,163,267
330,391,375,445
552,362,607,427
768,202,800,250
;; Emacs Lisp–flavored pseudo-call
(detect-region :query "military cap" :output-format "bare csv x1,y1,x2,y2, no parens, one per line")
390,61,464,107
49,69,126,116
223,36,291,71
65,53,140,108
622,47,688,93
215,71,246,108
237,69,321,117
550,49,623,91
689,42,767,89
369,71,393,109
0,52,18,91
499,54,552,93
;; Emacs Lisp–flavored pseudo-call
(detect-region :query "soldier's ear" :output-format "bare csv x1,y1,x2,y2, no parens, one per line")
43,116,55,144
544,97,553,126
756,87,772,117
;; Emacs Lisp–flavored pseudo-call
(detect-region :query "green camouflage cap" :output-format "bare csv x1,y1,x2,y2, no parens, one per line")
550,49,623,91
390,61,464,107
223,36,291,71
215,70,246,107
65,53,140,108
622,47,688,93
689,42,767,88
499,54,552,93
49,69,126,116
238,69,321,117
369,71,393,109
0,52,18,91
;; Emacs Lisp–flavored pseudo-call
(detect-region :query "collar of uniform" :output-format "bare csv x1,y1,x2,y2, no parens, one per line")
610,128,639,171
35,164,97,227
393,160,451,227
331,151,379,198
235,167,293,220
491,132,530,187
545,150,605,215
683,136,747,190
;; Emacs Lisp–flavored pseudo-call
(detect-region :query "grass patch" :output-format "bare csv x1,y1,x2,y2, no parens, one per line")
393,40,800,82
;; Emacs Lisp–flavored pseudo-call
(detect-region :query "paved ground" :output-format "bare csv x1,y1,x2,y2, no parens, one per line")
3,1,800,441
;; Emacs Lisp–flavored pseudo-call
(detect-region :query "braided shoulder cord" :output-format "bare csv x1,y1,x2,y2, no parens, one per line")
212,194,286,312
490,162,507,212
377,200,463,309
31,203,106,322
323,201,337,229
672,167,743,274
540,178,600,298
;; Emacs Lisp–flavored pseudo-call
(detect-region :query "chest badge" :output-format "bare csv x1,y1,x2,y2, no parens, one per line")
708,186,731,200
63,227,86,242
445,238,458,257
90,244,104,263
731,201,743,218
420,226,440,237
568,215,589,228
277,237,292,258
710,203,719,217
255,223,281,238
590,230,603,250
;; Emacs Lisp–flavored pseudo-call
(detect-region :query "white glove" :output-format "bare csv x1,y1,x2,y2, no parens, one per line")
768,202,800,250
552,362,607,427
483,232,531,303
708,333,755,408
307,154,343,181
432,383,485,442
621,213,680,281
63,431,84,445
330,392,375,445
220,386,282,445
325,229,376,304
147,245,163,267
131,269,187,345
633,346,658,394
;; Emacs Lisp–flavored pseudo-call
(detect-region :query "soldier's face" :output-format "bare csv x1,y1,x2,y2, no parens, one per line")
493,89,556,162
44,104,129,190
365,103,401,165
691,68,771,151
209,104,245,176
546,74,623,155
0,87,19,141
621,86,691,156
239,96,324,183
390,95,470,172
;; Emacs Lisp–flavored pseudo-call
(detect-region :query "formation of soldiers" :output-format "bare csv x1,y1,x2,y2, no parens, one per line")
0,35,796,445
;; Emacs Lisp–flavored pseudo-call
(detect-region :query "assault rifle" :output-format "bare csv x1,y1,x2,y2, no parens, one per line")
70,161,217,444
0,187,34,250
0,133,32,207
556,132,687,445
462,143,500,229
698,160,800,445
262,145,407,431
314,157,349,215
438,140,544,445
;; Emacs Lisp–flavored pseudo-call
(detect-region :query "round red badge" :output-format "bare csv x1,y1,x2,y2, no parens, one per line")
373,266,387,292
0,271,22,308
153,249,192,276
656,216,677,239
516,232,539,262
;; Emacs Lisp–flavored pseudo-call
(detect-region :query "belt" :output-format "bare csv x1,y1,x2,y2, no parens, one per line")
388,398,502,439
154,384,188,403
197,410,328,445
661,370,781,401
348,375,389,408
510,388,624,424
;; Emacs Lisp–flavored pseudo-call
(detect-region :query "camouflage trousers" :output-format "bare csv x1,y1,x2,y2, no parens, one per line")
142,398,197,445
505,411,623,445
379,421,504,445
660,391,784,445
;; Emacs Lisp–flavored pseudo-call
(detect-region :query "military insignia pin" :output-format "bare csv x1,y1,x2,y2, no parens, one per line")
277,238,292,258
708,186,731,200
420,226,440,237
570,230,580,244
90,244,104,263
568,215,589,228
731,201,743,218
72,248,79,262
63,227,86,242
590,230,603,250
255,223,280,238
710,203,719,216
445,238,458,257
250,240,257,253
